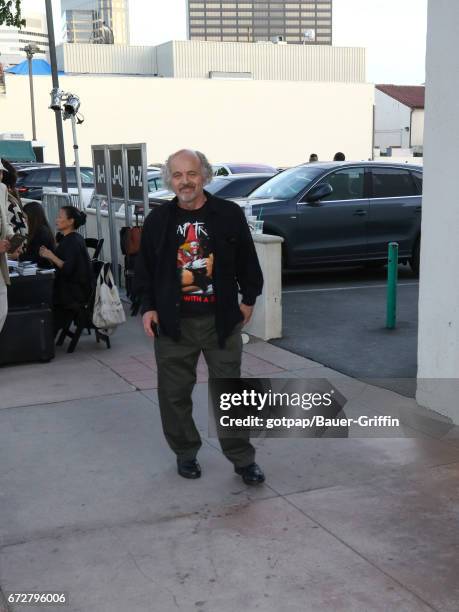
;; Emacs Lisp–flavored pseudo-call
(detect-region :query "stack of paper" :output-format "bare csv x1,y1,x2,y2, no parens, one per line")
18,262,38,276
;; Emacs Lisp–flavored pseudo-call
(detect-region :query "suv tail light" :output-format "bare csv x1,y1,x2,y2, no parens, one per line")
17,186,29,193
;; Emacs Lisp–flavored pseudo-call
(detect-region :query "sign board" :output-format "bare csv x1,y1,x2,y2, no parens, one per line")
109,147,124,199
92,147,107,196
126,147,145,202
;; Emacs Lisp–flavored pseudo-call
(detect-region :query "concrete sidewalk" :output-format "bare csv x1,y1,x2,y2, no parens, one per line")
1,315,459,611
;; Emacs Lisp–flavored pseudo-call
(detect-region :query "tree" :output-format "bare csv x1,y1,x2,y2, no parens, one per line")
0,1,25,28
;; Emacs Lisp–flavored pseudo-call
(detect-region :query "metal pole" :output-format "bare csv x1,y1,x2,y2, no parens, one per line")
105,148,120,284
44,0,68,192
386,242,399,329
122,145,132,228
70,115,84,211
26,54,37,141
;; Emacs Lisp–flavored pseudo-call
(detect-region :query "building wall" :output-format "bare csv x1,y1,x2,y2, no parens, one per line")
187,0,333,45
156,43,175,78
171,40,364,81
416,0,459,423
411,108,425,148
374,88,411,150
84,40,365,82
57,43,156,74
0,74,374,167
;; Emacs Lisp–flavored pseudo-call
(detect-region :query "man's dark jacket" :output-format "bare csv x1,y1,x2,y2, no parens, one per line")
134,191,263,347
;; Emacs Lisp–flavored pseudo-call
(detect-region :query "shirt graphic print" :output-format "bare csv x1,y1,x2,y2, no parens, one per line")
176,210,216,315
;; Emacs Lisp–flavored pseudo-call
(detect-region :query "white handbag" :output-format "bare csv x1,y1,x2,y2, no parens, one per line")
92,263,126,334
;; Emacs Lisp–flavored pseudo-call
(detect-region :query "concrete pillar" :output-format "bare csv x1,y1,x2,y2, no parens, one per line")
244,234,283,341
416,0,459,423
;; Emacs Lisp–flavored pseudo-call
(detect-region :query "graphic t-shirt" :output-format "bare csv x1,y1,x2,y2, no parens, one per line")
176,204,216,316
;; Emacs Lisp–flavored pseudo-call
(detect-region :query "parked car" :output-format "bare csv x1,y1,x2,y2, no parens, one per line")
16,165,95,207
147,173,276,208
233,162,423,273
212,162,278,176
147,170,164,193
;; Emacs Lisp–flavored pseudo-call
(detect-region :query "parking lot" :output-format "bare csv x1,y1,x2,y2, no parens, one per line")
274,263,419,396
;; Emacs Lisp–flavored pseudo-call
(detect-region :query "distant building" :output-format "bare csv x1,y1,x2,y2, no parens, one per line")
375,84,425,154
187,0,332,46
56,40,364,83
0,12,49,67
62,0,129,45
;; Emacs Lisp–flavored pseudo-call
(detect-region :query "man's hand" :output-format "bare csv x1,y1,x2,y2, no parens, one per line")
142,310,159,338
0,239,10,254
240,303,254,326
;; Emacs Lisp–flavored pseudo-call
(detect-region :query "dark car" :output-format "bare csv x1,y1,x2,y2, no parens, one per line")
148,172,276,207
234,162,423,274
16,165,95,201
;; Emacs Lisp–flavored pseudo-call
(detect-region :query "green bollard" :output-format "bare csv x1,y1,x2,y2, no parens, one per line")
386,242,399,329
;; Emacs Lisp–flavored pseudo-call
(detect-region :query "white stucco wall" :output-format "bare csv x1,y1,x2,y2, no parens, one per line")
411,108,425,148
417,0,459,423
0,75,374,167
374,88,411,150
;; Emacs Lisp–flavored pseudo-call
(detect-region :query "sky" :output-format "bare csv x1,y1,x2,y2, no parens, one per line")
22,0,428,85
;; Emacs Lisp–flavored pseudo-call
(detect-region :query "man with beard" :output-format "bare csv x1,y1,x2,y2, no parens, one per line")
136,149,265,485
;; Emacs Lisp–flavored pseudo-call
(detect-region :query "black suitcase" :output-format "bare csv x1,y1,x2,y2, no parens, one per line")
0,307,55,366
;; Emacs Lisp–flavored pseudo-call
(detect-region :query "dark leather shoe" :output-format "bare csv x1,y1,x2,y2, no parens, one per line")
177,459,201,479
235,462,265,485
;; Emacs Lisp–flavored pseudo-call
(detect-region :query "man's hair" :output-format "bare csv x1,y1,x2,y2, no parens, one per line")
309,153,318,162
333,152,346,161
162,149,213,190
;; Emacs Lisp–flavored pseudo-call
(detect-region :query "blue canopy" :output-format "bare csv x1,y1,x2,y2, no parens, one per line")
6,59,64,76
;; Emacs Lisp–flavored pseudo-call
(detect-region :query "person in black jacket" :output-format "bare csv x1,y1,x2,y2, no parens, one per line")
135,149,265,485
39,206,92,334
17,201,55,268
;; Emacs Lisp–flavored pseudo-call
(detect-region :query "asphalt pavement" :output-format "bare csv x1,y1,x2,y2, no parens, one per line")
273,264,419,396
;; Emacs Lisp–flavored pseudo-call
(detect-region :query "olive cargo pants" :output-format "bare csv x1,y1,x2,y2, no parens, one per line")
154,315,256,468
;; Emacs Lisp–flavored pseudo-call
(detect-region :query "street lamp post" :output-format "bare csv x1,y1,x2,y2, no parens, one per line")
23,43,40,142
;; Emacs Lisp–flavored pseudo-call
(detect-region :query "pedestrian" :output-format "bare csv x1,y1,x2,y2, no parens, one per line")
1,158,27,236
0,160,15,333
333,152,346,161
309,153,318,163
39,206,92,335
135,149,266,485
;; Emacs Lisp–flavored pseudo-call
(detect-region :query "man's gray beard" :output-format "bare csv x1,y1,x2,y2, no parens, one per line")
177,189,202,208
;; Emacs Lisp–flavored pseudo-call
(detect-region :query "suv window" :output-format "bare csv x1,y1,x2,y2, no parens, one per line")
320,168,365,201
18,168,51,185
80,168,94,186
371,168,417,198
49,168,77,185
411,171,423,195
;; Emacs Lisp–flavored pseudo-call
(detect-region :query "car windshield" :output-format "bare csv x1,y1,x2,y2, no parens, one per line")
148,175,164,191
248,166,323,200
205,178,229,194
228,164,276,173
